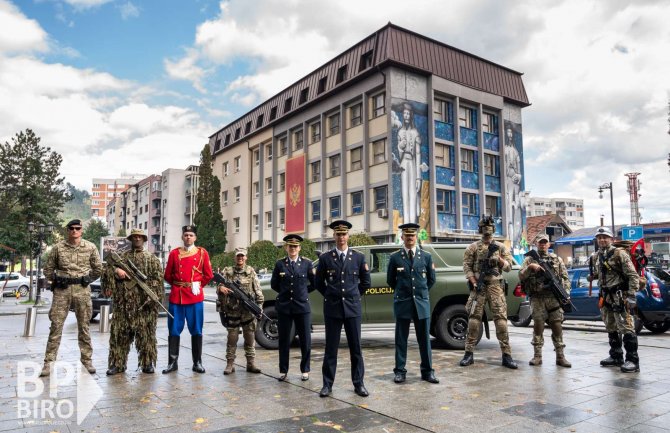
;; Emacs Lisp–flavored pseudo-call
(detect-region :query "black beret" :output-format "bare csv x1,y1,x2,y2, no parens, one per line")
66,219,82,228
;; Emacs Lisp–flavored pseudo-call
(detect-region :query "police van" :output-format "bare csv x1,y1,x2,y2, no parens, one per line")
255,243,524,350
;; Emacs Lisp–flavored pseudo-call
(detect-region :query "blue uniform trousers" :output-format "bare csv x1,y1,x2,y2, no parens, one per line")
322,315,364,388
168,302,203,336
278,311,311,374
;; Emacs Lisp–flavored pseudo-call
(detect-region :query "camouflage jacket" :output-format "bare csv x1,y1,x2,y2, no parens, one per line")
519,251,570,297
217,265,264,315
101,249,163,311
45,239,102,281
463,240,512,282
591,245,639,296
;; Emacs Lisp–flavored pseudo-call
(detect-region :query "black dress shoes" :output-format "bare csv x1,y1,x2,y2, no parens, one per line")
393,372,406,383
421,372,439,384
459,351,474,366
354,384,369,397
319,386,332,397
502,354,518,369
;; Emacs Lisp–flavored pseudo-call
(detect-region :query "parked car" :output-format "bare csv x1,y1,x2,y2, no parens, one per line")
512,266,670,334
73,278,172,320
255,243,526,350
0,272,34,297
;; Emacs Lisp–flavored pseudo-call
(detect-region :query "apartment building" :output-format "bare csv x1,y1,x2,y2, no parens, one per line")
159,165,200,262
91,174,146,220
527,197,584,230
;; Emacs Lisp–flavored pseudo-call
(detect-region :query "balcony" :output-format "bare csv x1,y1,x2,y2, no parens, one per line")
152,226,161,235
151,190,162,200
185,206,192,215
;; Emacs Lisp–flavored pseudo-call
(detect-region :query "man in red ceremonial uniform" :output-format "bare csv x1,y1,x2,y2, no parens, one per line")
162,225,213,374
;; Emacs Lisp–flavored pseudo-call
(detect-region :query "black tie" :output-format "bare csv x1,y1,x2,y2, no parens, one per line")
290,261,295,272
408,249,414,264
340,253,345,263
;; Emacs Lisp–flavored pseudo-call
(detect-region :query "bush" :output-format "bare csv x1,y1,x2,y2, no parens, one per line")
211,251,235,272
348,233,376,247
247,240,281,270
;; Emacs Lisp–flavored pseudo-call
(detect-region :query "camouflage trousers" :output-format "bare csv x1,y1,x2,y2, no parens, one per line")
225,319,257,360
44,284,92,364
530,296,565,350
601,305,635,334
108,307,158,370
464,281,511,354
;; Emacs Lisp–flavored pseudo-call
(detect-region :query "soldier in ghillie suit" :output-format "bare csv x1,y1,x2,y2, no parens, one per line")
589,227,641,373
218,247,264,375
41,219,102,377
460,215,518,369
103,228,163,375
519,234,572,368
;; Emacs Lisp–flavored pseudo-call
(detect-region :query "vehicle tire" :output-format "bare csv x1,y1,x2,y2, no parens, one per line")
633,316,643,335
434,304,481,350
510,305,532,327
643,321,670,334
255,305,294,350
18,285,29,297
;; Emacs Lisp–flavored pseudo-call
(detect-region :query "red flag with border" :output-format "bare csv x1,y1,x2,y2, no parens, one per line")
285,154,306,234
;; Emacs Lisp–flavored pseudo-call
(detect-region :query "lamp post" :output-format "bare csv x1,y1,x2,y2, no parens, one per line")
27,222,54,305
598,182,615,238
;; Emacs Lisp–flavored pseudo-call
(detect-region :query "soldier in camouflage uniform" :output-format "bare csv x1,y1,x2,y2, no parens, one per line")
589,227,640,373
40,219,102,376
102,229,163,375
519,234,572,368
217,247,264,375
460,216,518,369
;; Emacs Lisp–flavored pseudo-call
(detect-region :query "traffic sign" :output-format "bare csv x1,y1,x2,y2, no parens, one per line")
621,225,643,241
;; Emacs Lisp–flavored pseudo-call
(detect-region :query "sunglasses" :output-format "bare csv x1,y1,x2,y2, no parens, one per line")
68,226,83,231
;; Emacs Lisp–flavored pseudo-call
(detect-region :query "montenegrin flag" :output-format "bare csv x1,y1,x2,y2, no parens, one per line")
285,154,306,234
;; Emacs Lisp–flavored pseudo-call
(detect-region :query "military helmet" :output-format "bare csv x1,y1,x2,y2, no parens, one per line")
478,215,496,234
594,226,613,238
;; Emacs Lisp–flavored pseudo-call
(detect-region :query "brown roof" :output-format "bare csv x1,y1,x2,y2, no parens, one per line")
527,214,572,244
209,23,530,154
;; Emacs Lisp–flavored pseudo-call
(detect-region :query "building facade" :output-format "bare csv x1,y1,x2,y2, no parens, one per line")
159,165,200,263
91,174,146,220
209,24,530,252
527,197,584,230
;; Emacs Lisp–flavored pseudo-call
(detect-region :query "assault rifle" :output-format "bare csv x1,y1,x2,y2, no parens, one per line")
525,249,576,313
213,273,270,321
107,251,173,319
469,243,500,340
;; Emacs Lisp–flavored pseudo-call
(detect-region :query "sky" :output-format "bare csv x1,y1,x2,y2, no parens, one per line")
1,0,669,228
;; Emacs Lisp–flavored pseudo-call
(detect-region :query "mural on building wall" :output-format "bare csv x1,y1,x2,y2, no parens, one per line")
503,120,527,253
391,99,430,237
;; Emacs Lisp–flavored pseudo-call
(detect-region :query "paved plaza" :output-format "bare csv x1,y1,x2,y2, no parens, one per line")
1,292,669,433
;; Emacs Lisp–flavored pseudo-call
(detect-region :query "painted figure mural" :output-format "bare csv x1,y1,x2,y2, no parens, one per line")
503,120,526,251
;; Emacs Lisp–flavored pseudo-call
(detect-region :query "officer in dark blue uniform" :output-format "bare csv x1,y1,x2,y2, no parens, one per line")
387,223,438,384
271,234,315,382
315,220,371,397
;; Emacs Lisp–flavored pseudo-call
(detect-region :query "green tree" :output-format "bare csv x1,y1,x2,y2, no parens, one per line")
0,129,70,260
83,219,109,247
247,240,280,271
348,232,376,247
60,183,92,223
298,238,319,260
211,251,235,271
194,143,227,255
117,227,127,237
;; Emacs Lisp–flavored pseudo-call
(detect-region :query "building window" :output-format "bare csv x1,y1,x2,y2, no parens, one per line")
311,200,321,222
222,190,228,206
359,50,373,71
350,103,362,127
459,106,474,129
244,121,251,135
435,143,453,168
350,147,362,171
253,149,260,166
253,181,259,198
256,114,264,129
329,196,341,218
224,134,231,146
372,93,385,118
266,211,272,228
351,191,363,215
294,130,303,150
434,98,451,123
234,218,240,233
278,172,285,192
284,97,292,113
311,161,321,183
223,220,227,233
279,137,288,156
317,76,327,94
462,192,477,215
460,148,475,172
483,113,496,134
484,154,499,176
265,177,272,194
374,186,387,210
299,88,308,104
485,196,500,217
336,65,348,84
223,162,229,176
279,208,285,225
266,143,273,160
372,138,386,164
234,128,240,140
253,214,259,231
311,122,321,143
234,186,240,202
436,189,454,213
329,154,341,178
270,106,277,120
328,113,340,136
234,156,241,172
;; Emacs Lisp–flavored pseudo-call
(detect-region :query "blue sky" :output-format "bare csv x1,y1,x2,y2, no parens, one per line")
1,0,669,226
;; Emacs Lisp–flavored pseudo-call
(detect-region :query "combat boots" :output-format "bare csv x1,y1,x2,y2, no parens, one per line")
191,335,205,374
40,362,51,377
246,356,261,373
459,351,474,366
555,349,572,368
224,359,236,375
502,354,518,369
82,361,96,374
528,346,543,366
550,321,571,368
600,332,624,367
621,333,640,373
162,335,180,374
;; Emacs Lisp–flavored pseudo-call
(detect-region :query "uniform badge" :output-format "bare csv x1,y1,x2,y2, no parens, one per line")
279,272,285,277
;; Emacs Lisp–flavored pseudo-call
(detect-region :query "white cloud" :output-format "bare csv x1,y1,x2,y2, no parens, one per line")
62,0,111,10
118,1,139,20
164,48,208,93
0,0,48,53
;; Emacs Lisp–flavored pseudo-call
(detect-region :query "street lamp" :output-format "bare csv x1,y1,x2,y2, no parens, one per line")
598,182,615,238
27,221,55,305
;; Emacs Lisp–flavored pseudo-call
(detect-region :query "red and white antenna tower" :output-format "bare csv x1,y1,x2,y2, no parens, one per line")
625,173,641,225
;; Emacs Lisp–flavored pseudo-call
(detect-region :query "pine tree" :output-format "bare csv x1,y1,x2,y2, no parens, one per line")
194,143,227,255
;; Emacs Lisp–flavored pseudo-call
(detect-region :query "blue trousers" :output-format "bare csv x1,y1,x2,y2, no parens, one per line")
168,302,203,336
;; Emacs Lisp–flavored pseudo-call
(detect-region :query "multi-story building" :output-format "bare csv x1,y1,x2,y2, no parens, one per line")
105,196,125,236
91,174,146,220
159,165,200,262
527,197,584,230
209,23,530,252
117,175,162,256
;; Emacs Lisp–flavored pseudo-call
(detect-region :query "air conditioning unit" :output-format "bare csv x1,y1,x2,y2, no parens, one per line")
377,208,389,219
280,224,285,230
